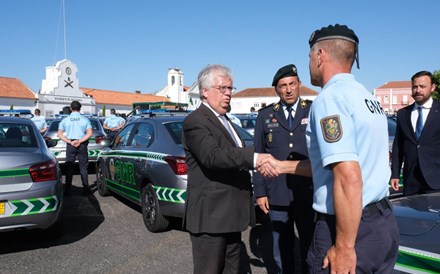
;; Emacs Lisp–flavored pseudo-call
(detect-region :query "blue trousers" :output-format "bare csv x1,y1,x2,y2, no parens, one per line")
269,201,314,274
65,142,89,187
307,199,399,273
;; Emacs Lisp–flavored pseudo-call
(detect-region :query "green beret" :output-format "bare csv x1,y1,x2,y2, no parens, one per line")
272,64,298,87
309,24,359,48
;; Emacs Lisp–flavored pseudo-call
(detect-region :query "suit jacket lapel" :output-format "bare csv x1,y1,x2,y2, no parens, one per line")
405,104,417,141
422,100,439,134
198,104,238,147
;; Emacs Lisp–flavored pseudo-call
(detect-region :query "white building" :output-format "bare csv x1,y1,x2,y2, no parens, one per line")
38,59,95,117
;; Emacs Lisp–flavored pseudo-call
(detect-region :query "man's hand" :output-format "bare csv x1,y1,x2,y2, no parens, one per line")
256,196,270,214
323,245,356,273
390,178,400,191
257,155,280,177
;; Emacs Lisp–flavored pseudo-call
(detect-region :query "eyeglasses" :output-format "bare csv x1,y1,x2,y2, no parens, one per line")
211,85,236,93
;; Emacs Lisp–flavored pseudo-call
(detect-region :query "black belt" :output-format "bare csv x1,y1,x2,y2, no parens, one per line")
317,198,391,222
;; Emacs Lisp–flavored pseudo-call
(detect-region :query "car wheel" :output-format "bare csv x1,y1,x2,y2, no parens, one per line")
141,184,169,233
96,163,110,196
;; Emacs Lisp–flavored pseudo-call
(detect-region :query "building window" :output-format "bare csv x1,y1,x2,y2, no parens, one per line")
392,96,398,104
253,102,260,108
402,95,408,105
384,96,389,103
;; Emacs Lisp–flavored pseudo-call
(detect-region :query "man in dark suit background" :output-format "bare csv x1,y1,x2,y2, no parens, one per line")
183,64,271,274
391,70,440,195
253,64,314,273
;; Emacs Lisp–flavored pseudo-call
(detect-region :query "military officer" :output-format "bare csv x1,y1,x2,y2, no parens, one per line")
253,64,314,273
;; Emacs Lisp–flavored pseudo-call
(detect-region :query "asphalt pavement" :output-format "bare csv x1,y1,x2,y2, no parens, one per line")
0,167,292,274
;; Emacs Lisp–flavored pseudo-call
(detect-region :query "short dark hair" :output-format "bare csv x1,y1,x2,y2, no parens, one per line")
111,108,116,114
34,108,41,115
411,71,434,85
71,101,82,111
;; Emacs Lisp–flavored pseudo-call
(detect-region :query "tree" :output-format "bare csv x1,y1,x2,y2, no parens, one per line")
102,105,106,117
433,70,440,101
10,105,13,110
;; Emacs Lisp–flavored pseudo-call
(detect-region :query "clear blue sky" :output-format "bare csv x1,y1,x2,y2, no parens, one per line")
1,1,439,94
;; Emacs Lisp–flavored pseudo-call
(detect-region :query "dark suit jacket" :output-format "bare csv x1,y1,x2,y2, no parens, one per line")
253,100,313,206
183,103,256,234
391,100,440,194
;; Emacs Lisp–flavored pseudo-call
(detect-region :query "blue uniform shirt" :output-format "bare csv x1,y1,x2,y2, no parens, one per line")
104,114,124,129
31,116,47,131
306,74,390,214
59,112,92,140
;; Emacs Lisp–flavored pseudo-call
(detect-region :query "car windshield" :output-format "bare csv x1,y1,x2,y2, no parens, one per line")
0,123,38,147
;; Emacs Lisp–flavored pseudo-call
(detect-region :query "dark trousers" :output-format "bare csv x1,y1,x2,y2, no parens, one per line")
307,198,399,274
190,232,242,274
65,142,89,187
269,201,314,274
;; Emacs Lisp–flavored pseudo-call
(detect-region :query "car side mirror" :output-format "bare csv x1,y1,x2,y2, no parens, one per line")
45,139,58,148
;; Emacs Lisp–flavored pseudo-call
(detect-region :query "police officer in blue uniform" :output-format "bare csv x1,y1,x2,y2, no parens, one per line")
258,24,399,274
253,64,314,273
57,101,93,195
31,108,47,134
103,108,125,141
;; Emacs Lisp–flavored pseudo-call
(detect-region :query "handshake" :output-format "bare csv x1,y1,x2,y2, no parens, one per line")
256,154,312,178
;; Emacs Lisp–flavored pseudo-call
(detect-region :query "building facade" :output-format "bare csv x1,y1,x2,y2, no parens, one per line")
373,81,412,115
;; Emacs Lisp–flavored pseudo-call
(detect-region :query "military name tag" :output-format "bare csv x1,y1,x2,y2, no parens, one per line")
301,118,309,125
267,123,279,128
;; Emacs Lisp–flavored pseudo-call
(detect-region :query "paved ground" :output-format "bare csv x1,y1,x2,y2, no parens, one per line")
0,169,304,274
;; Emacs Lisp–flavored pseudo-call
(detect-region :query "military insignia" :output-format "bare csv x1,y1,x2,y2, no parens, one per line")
301,118,308,125
268,122,279,128
273,103,280,111
267,132,273,143
265,119,270,124
320,115,343,143
301,100,307,108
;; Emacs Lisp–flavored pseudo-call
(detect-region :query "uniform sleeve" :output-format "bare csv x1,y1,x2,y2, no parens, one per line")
312,98,359,168
252,111,268,197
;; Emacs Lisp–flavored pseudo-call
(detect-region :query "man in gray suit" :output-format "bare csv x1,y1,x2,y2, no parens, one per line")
183,64,270,274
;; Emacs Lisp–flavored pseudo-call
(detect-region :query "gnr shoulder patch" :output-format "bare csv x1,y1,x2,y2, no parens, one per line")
320,115,343,143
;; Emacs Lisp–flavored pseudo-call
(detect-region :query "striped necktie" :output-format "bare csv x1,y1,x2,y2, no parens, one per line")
220,116,239,146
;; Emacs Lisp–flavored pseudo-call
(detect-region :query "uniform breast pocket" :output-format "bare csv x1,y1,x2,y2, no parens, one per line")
265,128,283,149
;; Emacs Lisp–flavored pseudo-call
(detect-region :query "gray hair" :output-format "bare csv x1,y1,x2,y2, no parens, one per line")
197,64,233,99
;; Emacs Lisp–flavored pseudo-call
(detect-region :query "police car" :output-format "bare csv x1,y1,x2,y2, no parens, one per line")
43,116,107,163
0,116,63,235
95,110,254,232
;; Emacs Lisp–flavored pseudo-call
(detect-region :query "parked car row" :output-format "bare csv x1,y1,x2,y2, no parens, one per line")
0,112,438,273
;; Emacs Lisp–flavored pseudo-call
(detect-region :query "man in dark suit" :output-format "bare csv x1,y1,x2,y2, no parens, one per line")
253,64,314,273
391,70,440,195
183,64,270,274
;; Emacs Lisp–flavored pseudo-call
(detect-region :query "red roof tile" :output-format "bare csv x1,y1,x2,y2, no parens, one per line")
0,77,36,99
375,81,411,89
233,86,318,98
81,87,169,106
